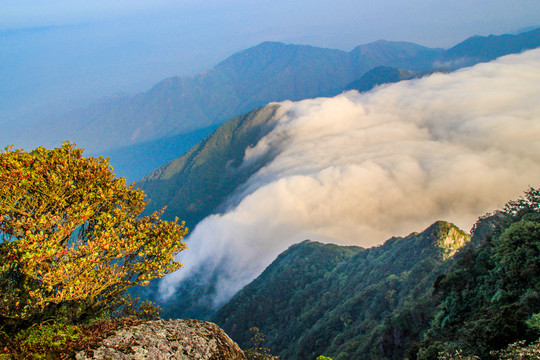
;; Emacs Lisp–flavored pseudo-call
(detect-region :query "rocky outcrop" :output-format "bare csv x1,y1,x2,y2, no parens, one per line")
76,319,247,360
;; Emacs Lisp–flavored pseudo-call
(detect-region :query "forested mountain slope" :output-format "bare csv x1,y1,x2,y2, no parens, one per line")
213,221,469,360
416,189,540,359
136,43,540,322
137,27,540,217
138,104,281,226
212,189,540,360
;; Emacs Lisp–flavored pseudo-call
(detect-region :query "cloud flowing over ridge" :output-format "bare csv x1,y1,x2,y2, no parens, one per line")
161,49,540,307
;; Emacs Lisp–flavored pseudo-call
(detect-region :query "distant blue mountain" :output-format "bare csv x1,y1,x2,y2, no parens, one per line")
27,40,443,174
344,66,421,92
21,27,540,181
137,27,540,230
437,27,540,67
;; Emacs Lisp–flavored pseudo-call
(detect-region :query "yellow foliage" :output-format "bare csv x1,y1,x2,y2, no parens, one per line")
0,142,187,329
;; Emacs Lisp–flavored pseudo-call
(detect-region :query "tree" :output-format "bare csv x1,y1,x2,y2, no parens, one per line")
245,327,279,360
0,143,188,332
501,187,540,219
417,188,540,359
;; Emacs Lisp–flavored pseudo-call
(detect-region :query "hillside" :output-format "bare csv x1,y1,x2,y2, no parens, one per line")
213,221,469,360
437,27,540,68
136,27,540,223
136,46,540,322
344,66,421,92
132,28,540,184
211,189,540,359
416,189,540,359
137,104,281,226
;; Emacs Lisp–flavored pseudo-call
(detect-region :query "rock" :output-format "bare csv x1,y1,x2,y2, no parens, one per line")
75,319,247,360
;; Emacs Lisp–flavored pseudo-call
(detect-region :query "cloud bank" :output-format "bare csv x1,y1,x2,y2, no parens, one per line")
160,49,540,307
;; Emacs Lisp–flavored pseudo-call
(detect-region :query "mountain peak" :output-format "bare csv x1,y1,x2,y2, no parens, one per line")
425,220,470,259
351,38,436,53
256,40,286,48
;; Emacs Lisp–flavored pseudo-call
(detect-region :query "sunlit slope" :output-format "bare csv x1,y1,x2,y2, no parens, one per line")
137,104,281,227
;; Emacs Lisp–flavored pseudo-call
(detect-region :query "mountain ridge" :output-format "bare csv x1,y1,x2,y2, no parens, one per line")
16,28,540,182
436,27,540,67
138,104,281,226
212,221,470,360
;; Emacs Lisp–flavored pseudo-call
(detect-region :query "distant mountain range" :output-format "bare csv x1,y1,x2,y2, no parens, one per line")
139,28,540,214
36,40,440,152
344,66,422,92
57,39,441,180
436,28,540,67
18,27,540,181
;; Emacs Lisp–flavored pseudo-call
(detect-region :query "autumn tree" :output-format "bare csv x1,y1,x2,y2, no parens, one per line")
245,327,279,360
0,143,187,332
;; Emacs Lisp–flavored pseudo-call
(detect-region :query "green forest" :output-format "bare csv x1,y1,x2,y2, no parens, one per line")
214,188,540,359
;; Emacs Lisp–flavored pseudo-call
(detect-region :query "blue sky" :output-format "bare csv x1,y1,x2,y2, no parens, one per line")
1,0,539,122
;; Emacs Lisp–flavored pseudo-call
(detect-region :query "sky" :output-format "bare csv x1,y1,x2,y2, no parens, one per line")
1,0,539,122
159,48,540,307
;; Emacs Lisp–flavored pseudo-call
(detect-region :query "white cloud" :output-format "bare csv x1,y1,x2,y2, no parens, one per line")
160,49,540,308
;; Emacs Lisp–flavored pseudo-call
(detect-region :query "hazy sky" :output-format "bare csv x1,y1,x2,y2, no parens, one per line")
3,1,539,48
1,0,539,122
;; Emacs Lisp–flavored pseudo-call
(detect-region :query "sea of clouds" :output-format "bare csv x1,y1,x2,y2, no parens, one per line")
160,48,540,308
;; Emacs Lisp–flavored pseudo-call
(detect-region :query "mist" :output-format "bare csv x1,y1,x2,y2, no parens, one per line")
159,49,540,307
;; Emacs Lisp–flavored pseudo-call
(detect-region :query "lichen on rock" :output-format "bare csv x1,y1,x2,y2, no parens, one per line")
75,319,247,360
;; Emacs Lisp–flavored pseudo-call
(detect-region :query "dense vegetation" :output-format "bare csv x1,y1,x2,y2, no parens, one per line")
2,143,538,360
416,188,540,359
132,105,283,319
131,28,540,322
0,143,186,358
214,188,540,360
214,221,469,359
138,104,280,226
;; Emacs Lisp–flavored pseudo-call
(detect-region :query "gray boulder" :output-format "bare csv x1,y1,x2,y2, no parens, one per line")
76,319,247,360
